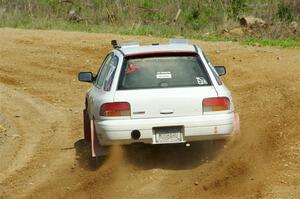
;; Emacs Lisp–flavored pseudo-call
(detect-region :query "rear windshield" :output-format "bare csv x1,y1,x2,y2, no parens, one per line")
118,54,211,90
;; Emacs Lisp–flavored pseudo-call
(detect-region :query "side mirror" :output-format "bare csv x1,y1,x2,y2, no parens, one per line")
78,72,94,83
214,66,226,76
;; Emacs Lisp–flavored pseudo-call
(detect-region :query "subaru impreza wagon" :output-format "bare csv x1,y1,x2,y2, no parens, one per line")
78,39,239,157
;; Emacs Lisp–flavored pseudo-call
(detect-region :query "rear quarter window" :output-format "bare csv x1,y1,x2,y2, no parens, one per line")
103,56,119,91
118,54,211,90
203,53,223,85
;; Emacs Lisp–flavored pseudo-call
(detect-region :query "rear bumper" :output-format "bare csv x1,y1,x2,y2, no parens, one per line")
95,113,236,146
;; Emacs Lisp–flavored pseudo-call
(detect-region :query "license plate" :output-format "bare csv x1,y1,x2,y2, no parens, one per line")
154,126,183,143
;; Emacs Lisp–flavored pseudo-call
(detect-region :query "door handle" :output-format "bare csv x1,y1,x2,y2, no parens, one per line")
160,110,174,114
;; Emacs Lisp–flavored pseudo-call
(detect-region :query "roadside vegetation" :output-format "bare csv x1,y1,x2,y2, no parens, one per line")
0,0,299,48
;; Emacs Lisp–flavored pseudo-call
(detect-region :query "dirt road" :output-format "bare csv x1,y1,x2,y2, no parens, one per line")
0,28,299,199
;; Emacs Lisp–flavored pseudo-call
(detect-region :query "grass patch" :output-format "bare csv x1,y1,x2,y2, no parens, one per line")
120,24,179,38
199,34,234,42
241,37,300,48
1,17,299,49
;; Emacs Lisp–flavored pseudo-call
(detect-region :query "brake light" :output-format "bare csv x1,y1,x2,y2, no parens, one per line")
100,102,131,116
203,97,230,112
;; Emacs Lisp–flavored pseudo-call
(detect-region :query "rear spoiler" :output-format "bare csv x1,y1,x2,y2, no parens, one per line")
124,51,198,59
111,38,189,49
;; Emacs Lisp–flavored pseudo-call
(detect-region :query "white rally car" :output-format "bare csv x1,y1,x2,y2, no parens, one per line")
78,39,240,157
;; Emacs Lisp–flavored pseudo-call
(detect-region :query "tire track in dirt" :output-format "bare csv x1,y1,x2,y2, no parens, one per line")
0,85,72,198
0,28,299,199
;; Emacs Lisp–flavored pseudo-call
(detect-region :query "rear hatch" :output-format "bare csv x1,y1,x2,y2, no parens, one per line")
114,52,217,119
114,87,217,119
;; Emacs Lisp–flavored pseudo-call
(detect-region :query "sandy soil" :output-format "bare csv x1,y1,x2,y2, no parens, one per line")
0,28,299,199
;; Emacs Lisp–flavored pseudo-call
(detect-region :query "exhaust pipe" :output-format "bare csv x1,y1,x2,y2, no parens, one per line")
131,130,141,140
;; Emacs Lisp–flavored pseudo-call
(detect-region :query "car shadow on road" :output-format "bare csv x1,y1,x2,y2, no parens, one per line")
74,139,106,171
122,140,226,170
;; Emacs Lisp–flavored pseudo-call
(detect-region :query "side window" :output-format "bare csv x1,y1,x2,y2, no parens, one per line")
104,55,119,91
203,53,214,66
209,64,223,85
95,53,113,88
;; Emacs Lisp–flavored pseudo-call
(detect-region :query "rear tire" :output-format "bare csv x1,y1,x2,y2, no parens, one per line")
83,109,91,142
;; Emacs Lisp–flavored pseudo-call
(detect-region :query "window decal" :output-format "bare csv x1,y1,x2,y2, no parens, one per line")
196,77,208,85
156,72,172,79
126,64,140,74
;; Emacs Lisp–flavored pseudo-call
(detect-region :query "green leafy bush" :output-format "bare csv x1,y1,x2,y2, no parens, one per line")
276,2,294,22
228,0,247,19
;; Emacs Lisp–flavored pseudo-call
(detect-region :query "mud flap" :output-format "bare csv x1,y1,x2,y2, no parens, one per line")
233,113,240,134
90,120,102,157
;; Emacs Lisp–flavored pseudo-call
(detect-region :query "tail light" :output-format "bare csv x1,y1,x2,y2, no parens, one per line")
203,97,230,112
100,102,131,117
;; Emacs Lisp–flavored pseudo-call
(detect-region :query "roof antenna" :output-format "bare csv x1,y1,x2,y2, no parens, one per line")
111,40,120,49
